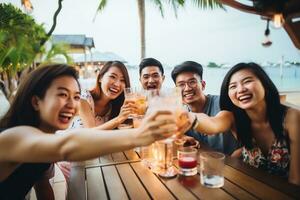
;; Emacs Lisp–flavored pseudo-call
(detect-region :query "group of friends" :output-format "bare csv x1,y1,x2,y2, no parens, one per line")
0,58,299,199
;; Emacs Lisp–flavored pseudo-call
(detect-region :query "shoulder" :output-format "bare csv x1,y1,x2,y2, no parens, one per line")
81,89,93,100
0,126,42,137
0,126,43,152
284,108,300,141
284,108,300,125
207,94,220,102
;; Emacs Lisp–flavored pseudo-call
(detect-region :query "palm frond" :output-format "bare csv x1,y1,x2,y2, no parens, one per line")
96,0,108,12
191,0,224,9
93,0,108,21
152,0,165,17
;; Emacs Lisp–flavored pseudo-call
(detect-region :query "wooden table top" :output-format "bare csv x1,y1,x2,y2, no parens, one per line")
67,147,300,200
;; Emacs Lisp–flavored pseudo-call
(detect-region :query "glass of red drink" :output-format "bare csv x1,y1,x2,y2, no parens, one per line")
178,147,198,176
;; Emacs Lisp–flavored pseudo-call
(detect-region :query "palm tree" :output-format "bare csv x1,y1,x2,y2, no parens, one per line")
21,0,64,46
96,0,223,60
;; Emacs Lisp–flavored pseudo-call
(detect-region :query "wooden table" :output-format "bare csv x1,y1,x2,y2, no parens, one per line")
68,147,300,200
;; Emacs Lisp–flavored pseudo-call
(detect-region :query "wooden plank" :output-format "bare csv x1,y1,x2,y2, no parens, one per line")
124,149,140,160
222,179,258,200
102,165,128,200
158,175,198,200
224,165,293,200
116,163,150,199
131,162,175,200
225,157,300,199
99,154,113,164
86,167,108,200
111,152,127,162
67,166,86,200
173,160,235,200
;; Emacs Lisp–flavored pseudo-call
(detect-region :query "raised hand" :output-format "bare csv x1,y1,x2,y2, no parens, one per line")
117,100,138,123
134,110,177,146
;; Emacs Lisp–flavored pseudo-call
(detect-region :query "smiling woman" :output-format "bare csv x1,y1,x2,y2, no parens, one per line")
71,61,135,129
189,62,300,186
0,64,186,199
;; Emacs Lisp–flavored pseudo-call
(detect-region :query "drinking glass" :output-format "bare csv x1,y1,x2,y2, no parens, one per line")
135,90,147,116
124,87,136,118
200,152,225,188
178,147,198,176
151,139,177,178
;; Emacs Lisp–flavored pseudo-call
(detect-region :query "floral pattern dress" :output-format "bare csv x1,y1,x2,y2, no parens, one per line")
71,89,112,128
242,139,290,177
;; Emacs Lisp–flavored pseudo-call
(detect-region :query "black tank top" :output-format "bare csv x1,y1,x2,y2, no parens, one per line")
0,128,52,199
0,162,51,199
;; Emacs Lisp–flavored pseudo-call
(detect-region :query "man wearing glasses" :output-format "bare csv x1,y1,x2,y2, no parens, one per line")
171,61,238,155
139,58,165,91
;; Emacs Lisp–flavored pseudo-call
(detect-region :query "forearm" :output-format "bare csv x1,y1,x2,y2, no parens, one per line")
0,127,136,163
59,128,137,161
193,112,231,135
93,117,121,130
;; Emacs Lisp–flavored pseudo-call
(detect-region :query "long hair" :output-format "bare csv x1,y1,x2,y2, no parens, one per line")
0,64,80,128
220,62,287,149
90,61,130,119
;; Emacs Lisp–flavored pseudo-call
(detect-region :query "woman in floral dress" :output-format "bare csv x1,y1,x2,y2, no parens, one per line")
190,62,300,185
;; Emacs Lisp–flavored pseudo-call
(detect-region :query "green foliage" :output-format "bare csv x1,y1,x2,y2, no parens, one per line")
207,62,220,68
0,3,47,74
43,43,73,64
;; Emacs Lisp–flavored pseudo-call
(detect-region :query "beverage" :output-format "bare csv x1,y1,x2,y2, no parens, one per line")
136,96,147,115
200,175,224,188
178,157,197,169
200,152,225,188
124,87,136,118
177,147,197,176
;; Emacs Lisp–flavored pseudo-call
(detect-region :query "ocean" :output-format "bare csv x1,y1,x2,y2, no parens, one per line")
79,65,300,95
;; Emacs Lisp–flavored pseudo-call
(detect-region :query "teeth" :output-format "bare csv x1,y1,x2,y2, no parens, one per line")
184,93,194,98
60,112,73,117
238,95,251,101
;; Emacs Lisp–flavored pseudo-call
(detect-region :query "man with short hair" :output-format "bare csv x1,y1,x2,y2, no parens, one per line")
171,61,238,154
139,58,165,90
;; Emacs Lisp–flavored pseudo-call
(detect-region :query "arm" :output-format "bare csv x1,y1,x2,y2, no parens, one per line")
192,110,234,135
285,108,300,186
94,100,137,130
78,99,96,128
0,110,177,163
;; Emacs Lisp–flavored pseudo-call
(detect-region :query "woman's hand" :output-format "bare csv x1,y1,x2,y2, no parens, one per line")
133,110,177,146
117,100,138,123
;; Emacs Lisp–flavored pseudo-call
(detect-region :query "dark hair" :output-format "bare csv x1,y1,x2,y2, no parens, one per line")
0,64,80,128
139,57,164,76
171,61,203,83
220,62,287,149
90,61,130,119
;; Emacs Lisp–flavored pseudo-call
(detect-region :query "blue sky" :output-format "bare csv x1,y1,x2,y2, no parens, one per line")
4,0,300,65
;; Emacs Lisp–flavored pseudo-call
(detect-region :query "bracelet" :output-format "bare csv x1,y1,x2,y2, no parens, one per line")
191,116,199,130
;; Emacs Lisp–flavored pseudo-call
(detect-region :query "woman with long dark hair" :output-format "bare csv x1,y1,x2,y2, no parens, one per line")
190,62,300,185
72,61,135,129
0,64,187,199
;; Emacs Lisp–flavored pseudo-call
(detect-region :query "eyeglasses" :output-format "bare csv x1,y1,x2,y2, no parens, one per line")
176,79,199,89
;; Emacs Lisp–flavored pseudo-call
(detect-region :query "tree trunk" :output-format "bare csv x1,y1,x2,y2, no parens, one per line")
40,0,63,46
137,0,146,59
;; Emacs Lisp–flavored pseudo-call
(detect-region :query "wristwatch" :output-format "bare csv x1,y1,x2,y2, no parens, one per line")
191,115,199,130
